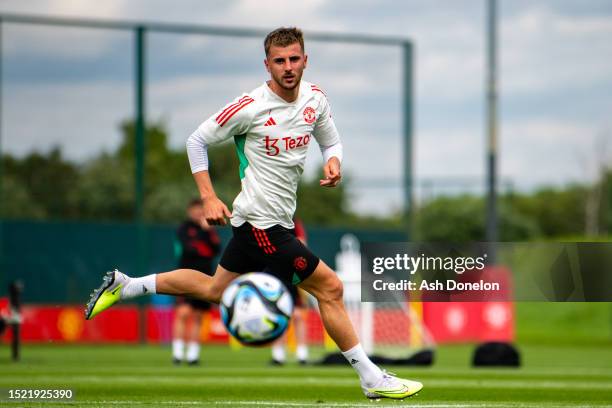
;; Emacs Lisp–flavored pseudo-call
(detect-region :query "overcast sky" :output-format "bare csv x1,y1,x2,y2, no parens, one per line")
1,0,611,215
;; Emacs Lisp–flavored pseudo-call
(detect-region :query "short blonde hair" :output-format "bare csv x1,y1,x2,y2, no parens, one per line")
264,27,304,56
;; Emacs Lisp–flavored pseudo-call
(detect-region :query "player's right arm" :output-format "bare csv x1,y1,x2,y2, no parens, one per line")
186,94,255,225
192,171,232,226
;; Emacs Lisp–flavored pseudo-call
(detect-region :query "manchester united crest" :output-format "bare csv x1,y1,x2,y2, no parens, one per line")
303,107,316,124
293,256,308,271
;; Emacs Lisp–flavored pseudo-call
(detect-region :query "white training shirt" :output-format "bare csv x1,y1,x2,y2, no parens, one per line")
187,80,342,230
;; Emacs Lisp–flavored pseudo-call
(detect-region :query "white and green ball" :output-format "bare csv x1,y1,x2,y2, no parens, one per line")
220,272,293,346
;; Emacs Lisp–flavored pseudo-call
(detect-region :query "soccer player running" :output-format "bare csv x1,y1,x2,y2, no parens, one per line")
85,27,423,399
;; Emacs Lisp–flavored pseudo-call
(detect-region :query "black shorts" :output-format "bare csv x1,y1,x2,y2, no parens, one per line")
219,222,320,289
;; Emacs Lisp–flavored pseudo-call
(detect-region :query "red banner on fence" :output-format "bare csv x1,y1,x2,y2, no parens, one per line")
2,301,513,344
145,307,229,343
423,302,514,343
2,305,139,343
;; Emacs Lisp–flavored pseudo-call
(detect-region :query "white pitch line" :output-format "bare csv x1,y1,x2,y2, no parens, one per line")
28,400,612,408
215,402,502,408
217,403,612,408
5,376,612,390
215,403,498,408
26,366,612,376
32,401,202,406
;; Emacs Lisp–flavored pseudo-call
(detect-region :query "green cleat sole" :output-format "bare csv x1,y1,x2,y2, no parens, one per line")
84,270,122,320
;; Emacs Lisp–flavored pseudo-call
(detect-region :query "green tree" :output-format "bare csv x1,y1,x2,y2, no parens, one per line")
296,176,348,225
75,153,134,221
509,186,587,237
2,148,80,219
604,170,612,234
415,195,539,241
100,120,200,222
0,172,46,219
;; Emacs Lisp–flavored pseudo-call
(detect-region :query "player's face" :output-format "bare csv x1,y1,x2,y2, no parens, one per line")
265,42,307,91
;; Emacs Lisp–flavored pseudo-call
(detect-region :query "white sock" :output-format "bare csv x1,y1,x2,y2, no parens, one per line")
341,343,383,387
271,344,286,362
121,274,156,299
186,341,200,362
297,344,309,361
172,339,184,361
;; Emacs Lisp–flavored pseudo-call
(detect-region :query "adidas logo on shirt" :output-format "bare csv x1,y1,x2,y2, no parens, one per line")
264,117,277,126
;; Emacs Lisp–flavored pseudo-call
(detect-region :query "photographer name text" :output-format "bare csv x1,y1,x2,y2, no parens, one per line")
372,279,500,291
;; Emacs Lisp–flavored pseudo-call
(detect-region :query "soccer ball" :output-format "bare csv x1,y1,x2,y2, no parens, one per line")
220,272,293,346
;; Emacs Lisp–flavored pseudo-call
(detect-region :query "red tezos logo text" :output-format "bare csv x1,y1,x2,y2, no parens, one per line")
264,135,311,156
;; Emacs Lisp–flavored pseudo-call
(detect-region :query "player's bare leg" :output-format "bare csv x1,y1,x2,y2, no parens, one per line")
298,261,358,351
185,309,203,365
172,303,191,364
299,260,423,399
270,327,289,365
85,266,238,320
157,266,238,302
271,295,309,365
171,303,204,365
173,304,190,336
293,304,309,364
189,310,203,342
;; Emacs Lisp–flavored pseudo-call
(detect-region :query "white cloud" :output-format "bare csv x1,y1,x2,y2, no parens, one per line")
501,5,612,95
1,0,130,58
225,0,329,29
4,81,131,159
0,0,123,18
500,118,605,187
1,0,611,215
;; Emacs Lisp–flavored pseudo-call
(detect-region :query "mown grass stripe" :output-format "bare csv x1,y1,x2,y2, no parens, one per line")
3,376,612,390
24,401,612,408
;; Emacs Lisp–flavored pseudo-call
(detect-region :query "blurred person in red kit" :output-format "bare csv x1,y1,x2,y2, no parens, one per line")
172,198,221,365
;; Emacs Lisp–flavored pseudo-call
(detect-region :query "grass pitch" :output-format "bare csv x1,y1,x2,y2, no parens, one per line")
1,343,612,407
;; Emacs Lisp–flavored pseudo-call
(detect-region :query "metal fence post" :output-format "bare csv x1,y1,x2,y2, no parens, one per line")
0,18,4,286
403,41,414,240
486,0,499,262
135,26,147,279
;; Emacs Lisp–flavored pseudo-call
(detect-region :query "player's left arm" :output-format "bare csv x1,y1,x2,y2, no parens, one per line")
320,154,341,188
312,93,343,188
